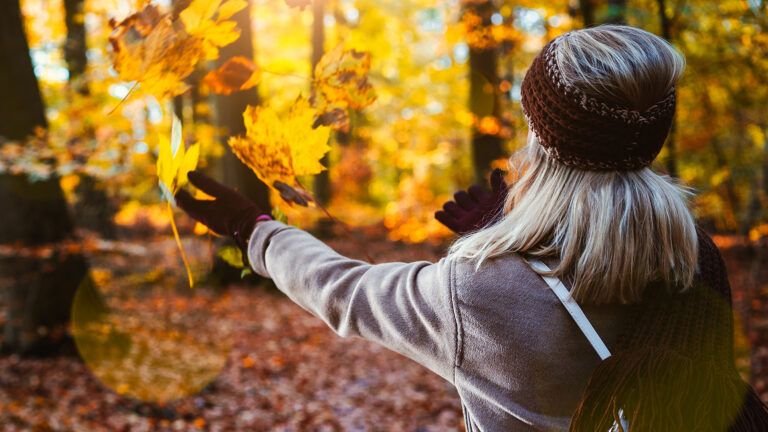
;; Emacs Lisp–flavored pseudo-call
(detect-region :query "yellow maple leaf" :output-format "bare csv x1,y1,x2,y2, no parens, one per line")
157,115,200,288
158,115,200,202
180,0,246,60
228,96,331,203
312,44,377,131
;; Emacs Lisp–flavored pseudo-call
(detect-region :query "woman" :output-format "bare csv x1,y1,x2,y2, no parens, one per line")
176,25,768,431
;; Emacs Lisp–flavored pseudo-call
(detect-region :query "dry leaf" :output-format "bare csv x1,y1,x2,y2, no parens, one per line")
110,5,201,99
202,56,261,95
109,0,245,100
157,116,200,202
312,44,376,131
227,96,330,205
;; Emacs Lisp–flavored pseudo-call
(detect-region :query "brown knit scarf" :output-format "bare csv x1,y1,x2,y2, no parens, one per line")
569,229,768,431
520,38,677,171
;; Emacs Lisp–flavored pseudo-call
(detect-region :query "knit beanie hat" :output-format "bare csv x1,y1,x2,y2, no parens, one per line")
520,38,677,171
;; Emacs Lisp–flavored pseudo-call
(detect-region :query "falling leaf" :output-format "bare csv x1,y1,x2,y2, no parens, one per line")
274,180,311,206
179,0,246,60
157,116,200,202
312,44,376,131
227,96,330,205
157,115,200,287
202,56,261,95
109,0,245,100
110,5,201,99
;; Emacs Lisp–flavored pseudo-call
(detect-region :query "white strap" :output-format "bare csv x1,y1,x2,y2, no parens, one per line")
528,259,612,360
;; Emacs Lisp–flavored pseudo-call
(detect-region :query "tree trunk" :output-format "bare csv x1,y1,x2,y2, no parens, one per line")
657,0,679,178
763,129,768,203
579,0,595,27
209,0,270,283
0,0,89,355
605,0,627,24
311,0,330,207
466,0,504,183
63,0,88,95
214,0,270,209
64,0,117,238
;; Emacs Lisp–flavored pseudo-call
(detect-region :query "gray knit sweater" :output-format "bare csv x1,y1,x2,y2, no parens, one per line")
247,221,632,431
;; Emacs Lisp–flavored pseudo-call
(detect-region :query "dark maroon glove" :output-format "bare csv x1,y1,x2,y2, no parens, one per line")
435,168,508,235
175,170,271,259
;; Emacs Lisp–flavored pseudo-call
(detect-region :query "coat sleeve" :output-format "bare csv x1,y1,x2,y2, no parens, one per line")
246,220,459,383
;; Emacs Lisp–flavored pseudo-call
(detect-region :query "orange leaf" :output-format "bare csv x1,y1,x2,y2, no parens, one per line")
202,56,261,95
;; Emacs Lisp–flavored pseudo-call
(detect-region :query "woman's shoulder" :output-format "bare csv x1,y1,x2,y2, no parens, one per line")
449,252,550,304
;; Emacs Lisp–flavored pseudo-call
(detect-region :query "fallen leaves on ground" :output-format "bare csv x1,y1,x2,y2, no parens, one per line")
0,229,462,431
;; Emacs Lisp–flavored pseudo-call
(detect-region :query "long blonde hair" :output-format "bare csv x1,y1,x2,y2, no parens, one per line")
449,26,697,305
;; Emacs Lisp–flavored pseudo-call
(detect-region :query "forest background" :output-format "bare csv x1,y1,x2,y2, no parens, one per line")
1,0,767,430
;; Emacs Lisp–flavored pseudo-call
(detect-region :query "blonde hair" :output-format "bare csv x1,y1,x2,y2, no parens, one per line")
449,26,697,305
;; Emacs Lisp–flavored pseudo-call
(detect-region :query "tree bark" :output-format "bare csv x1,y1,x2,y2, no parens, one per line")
657,0,679,178
64,0,117,238
311,0,330,207
0,0,89,355
63,0,88,95
466,0,504,183
579,0,595,27
214,0,270,210
605,0,627,24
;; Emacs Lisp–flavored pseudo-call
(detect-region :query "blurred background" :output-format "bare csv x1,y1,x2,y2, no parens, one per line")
0,0,767,430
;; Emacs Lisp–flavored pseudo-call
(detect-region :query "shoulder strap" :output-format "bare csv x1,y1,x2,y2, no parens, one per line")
528,259,612,361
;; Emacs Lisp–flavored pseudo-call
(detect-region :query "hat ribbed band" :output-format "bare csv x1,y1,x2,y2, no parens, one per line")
520,39,676,171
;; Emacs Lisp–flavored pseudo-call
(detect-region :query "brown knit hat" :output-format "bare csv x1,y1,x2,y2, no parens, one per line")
520,38,677,171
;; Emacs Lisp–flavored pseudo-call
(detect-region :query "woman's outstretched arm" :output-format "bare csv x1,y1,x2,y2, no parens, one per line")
175,171,459,383
246,220,458,383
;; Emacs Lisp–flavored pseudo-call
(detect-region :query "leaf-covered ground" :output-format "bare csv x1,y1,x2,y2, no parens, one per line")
1,226,766,431
0,227,462,431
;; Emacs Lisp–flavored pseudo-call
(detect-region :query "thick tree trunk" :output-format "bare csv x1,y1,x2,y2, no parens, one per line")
209,0,270,283
63,0,88,95
64,0,117,238
763,130,768,203
311,0,330,207
605,0,627,24
466,1,504,183
657,0,679,178
0,0,89,355
214,0,270,209
579,0,595,27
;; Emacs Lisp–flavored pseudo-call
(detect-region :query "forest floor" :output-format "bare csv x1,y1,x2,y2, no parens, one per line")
0,222,766,432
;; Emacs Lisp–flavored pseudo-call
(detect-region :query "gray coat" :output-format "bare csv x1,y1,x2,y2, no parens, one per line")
247,221,632,431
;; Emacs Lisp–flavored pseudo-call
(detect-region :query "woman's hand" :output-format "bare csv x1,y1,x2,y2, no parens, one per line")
175,170,270,257
435,168,508,235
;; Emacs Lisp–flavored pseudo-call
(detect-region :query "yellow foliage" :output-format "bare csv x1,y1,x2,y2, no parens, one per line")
228,96,331,196
157,116,200,202
312,44,377,131
109,0,245,100
179,0,245,59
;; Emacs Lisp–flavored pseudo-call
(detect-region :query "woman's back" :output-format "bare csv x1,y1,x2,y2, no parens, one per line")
452,253,631,430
